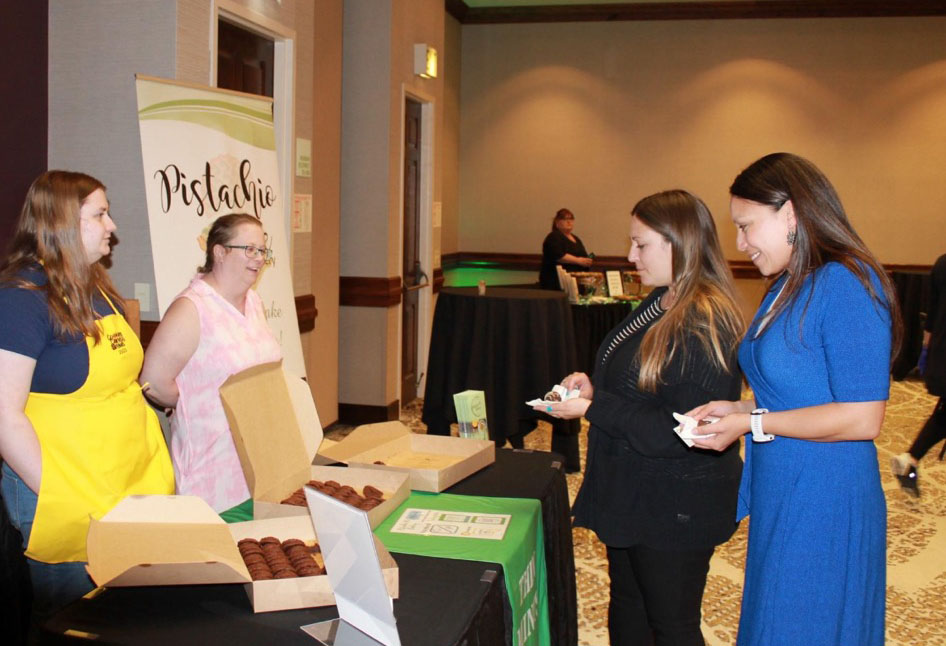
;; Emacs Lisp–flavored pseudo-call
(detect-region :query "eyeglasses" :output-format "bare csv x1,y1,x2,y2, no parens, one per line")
224,244,273,262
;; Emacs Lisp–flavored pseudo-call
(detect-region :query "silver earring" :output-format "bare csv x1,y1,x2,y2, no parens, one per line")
787,229,797,245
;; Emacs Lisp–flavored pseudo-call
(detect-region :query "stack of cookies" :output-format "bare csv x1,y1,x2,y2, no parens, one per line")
237,537,325,580
280,479,386,511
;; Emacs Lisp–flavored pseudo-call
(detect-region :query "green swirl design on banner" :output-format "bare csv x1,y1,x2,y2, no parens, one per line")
138,99,275,150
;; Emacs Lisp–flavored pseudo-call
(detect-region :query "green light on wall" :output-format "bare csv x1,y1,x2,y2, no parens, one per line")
444,267,538,287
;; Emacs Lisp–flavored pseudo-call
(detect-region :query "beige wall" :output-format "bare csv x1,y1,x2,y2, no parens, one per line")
338,0,445,409
176,0,341,424
442,14,462,259
457,17,946,267
309,0,343,425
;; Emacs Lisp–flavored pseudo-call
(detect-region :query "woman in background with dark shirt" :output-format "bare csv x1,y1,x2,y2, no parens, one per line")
539,208,593,289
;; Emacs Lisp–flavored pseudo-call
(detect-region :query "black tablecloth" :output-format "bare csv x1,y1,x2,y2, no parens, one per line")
41,450,577,646
892,270,932,380
422,287,578,445
450,448,577,646
570,301,637,374
42,555,505,646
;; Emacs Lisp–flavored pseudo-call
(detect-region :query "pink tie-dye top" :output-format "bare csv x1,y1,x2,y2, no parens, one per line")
170,276,282,512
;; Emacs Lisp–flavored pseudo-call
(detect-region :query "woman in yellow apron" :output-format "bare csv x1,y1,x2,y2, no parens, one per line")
0,171,174,632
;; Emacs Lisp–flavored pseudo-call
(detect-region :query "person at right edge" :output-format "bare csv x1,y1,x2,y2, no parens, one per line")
891,252,946,496
538,190,745,645
687,152,900,646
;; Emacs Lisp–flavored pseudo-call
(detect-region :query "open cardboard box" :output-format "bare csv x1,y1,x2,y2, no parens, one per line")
229,514,398,613
85,495,398,613
317,421,495,492
219,362,409,528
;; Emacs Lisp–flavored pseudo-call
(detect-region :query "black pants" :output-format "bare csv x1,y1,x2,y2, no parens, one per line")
0,489,31,646
606,543,714,646
909,398,946,461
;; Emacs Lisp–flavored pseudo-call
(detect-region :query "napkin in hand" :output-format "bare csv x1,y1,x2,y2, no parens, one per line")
526,384,581,407
672,412,719,447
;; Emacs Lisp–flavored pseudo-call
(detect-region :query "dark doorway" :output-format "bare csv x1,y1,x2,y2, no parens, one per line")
217,19,274,97
401,98,424,405
0,1,48,257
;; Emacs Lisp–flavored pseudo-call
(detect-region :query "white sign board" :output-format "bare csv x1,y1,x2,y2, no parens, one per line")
135,76,304,377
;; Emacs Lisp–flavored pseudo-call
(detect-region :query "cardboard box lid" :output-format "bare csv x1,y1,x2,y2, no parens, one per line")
220,361,324,500
86,496,250,587
317,421,411,464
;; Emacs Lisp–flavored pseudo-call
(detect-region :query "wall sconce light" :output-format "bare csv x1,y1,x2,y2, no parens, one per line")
414,43,437,79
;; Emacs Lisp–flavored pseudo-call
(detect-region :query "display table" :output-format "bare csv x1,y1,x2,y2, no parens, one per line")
450,449,577,646
422,287,578,445
41,449,577,646
42,555,505,646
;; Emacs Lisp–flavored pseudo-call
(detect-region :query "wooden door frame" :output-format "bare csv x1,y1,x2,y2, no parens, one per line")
399,85,435,401
212,0,296,251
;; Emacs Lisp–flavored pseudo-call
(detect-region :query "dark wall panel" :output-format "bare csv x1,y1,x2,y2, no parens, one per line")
0,1,47,257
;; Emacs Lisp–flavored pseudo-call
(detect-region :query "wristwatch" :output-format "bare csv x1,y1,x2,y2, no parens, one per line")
750,408,775,443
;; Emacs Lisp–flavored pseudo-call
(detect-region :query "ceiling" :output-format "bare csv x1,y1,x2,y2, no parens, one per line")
463,0,753,5
447,0,946,24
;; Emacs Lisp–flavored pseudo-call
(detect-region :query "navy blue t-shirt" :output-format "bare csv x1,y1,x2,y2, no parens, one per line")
0,266,116,394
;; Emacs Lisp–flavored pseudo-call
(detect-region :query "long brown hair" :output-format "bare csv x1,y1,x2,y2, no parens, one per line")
0,171,124,343
633,190,746,392
729,152,902,356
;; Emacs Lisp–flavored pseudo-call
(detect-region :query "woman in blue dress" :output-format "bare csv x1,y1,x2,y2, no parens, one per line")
687,152,901,646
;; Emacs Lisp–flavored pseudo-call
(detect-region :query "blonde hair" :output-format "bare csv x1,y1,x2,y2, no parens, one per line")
1,171,124,343
632,190,746,392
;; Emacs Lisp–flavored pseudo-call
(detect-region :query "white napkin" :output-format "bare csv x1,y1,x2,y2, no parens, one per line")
672,412,719,447
527,384,581,407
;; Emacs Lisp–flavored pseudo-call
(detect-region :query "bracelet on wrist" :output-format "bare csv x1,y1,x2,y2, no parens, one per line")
750,408,774,443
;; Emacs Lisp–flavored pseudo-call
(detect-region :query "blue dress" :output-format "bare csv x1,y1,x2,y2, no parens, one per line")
737,263,890,646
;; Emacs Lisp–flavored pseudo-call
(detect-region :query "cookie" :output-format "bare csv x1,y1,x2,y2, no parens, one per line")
362,485,384,500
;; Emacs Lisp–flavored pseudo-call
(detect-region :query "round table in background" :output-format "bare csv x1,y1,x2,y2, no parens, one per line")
422,287,579,449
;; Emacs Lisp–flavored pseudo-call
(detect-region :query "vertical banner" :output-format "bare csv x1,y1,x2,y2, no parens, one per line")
135,76,305,377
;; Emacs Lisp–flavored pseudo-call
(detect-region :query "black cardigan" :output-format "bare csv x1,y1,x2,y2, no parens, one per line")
539,229,589,290
572,287,743,550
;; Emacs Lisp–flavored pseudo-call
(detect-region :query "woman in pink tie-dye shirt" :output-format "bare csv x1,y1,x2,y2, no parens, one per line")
142,213,281,514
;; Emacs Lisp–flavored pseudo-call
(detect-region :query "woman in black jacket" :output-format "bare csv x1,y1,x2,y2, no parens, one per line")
539,190,745,646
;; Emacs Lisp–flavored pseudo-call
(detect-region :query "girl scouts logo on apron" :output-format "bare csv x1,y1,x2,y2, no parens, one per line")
108,331,127,354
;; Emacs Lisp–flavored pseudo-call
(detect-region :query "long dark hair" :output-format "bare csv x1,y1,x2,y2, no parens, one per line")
730,152,901,356
0,171,124,343
632,190,745,391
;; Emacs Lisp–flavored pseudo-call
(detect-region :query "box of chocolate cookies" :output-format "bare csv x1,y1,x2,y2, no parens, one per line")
219,362,409,527
317,421,495,492
86,496,399,613
253,465,409,530
229,515,399,613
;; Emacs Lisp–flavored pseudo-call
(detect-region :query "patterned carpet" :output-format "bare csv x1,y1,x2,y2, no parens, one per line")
336,380,946,645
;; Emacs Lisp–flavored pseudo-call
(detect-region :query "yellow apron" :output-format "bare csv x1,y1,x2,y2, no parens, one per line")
24,296,174,563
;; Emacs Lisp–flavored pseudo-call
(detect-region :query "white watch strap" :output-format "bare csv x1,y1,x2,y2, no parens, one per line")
750,408,774,443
